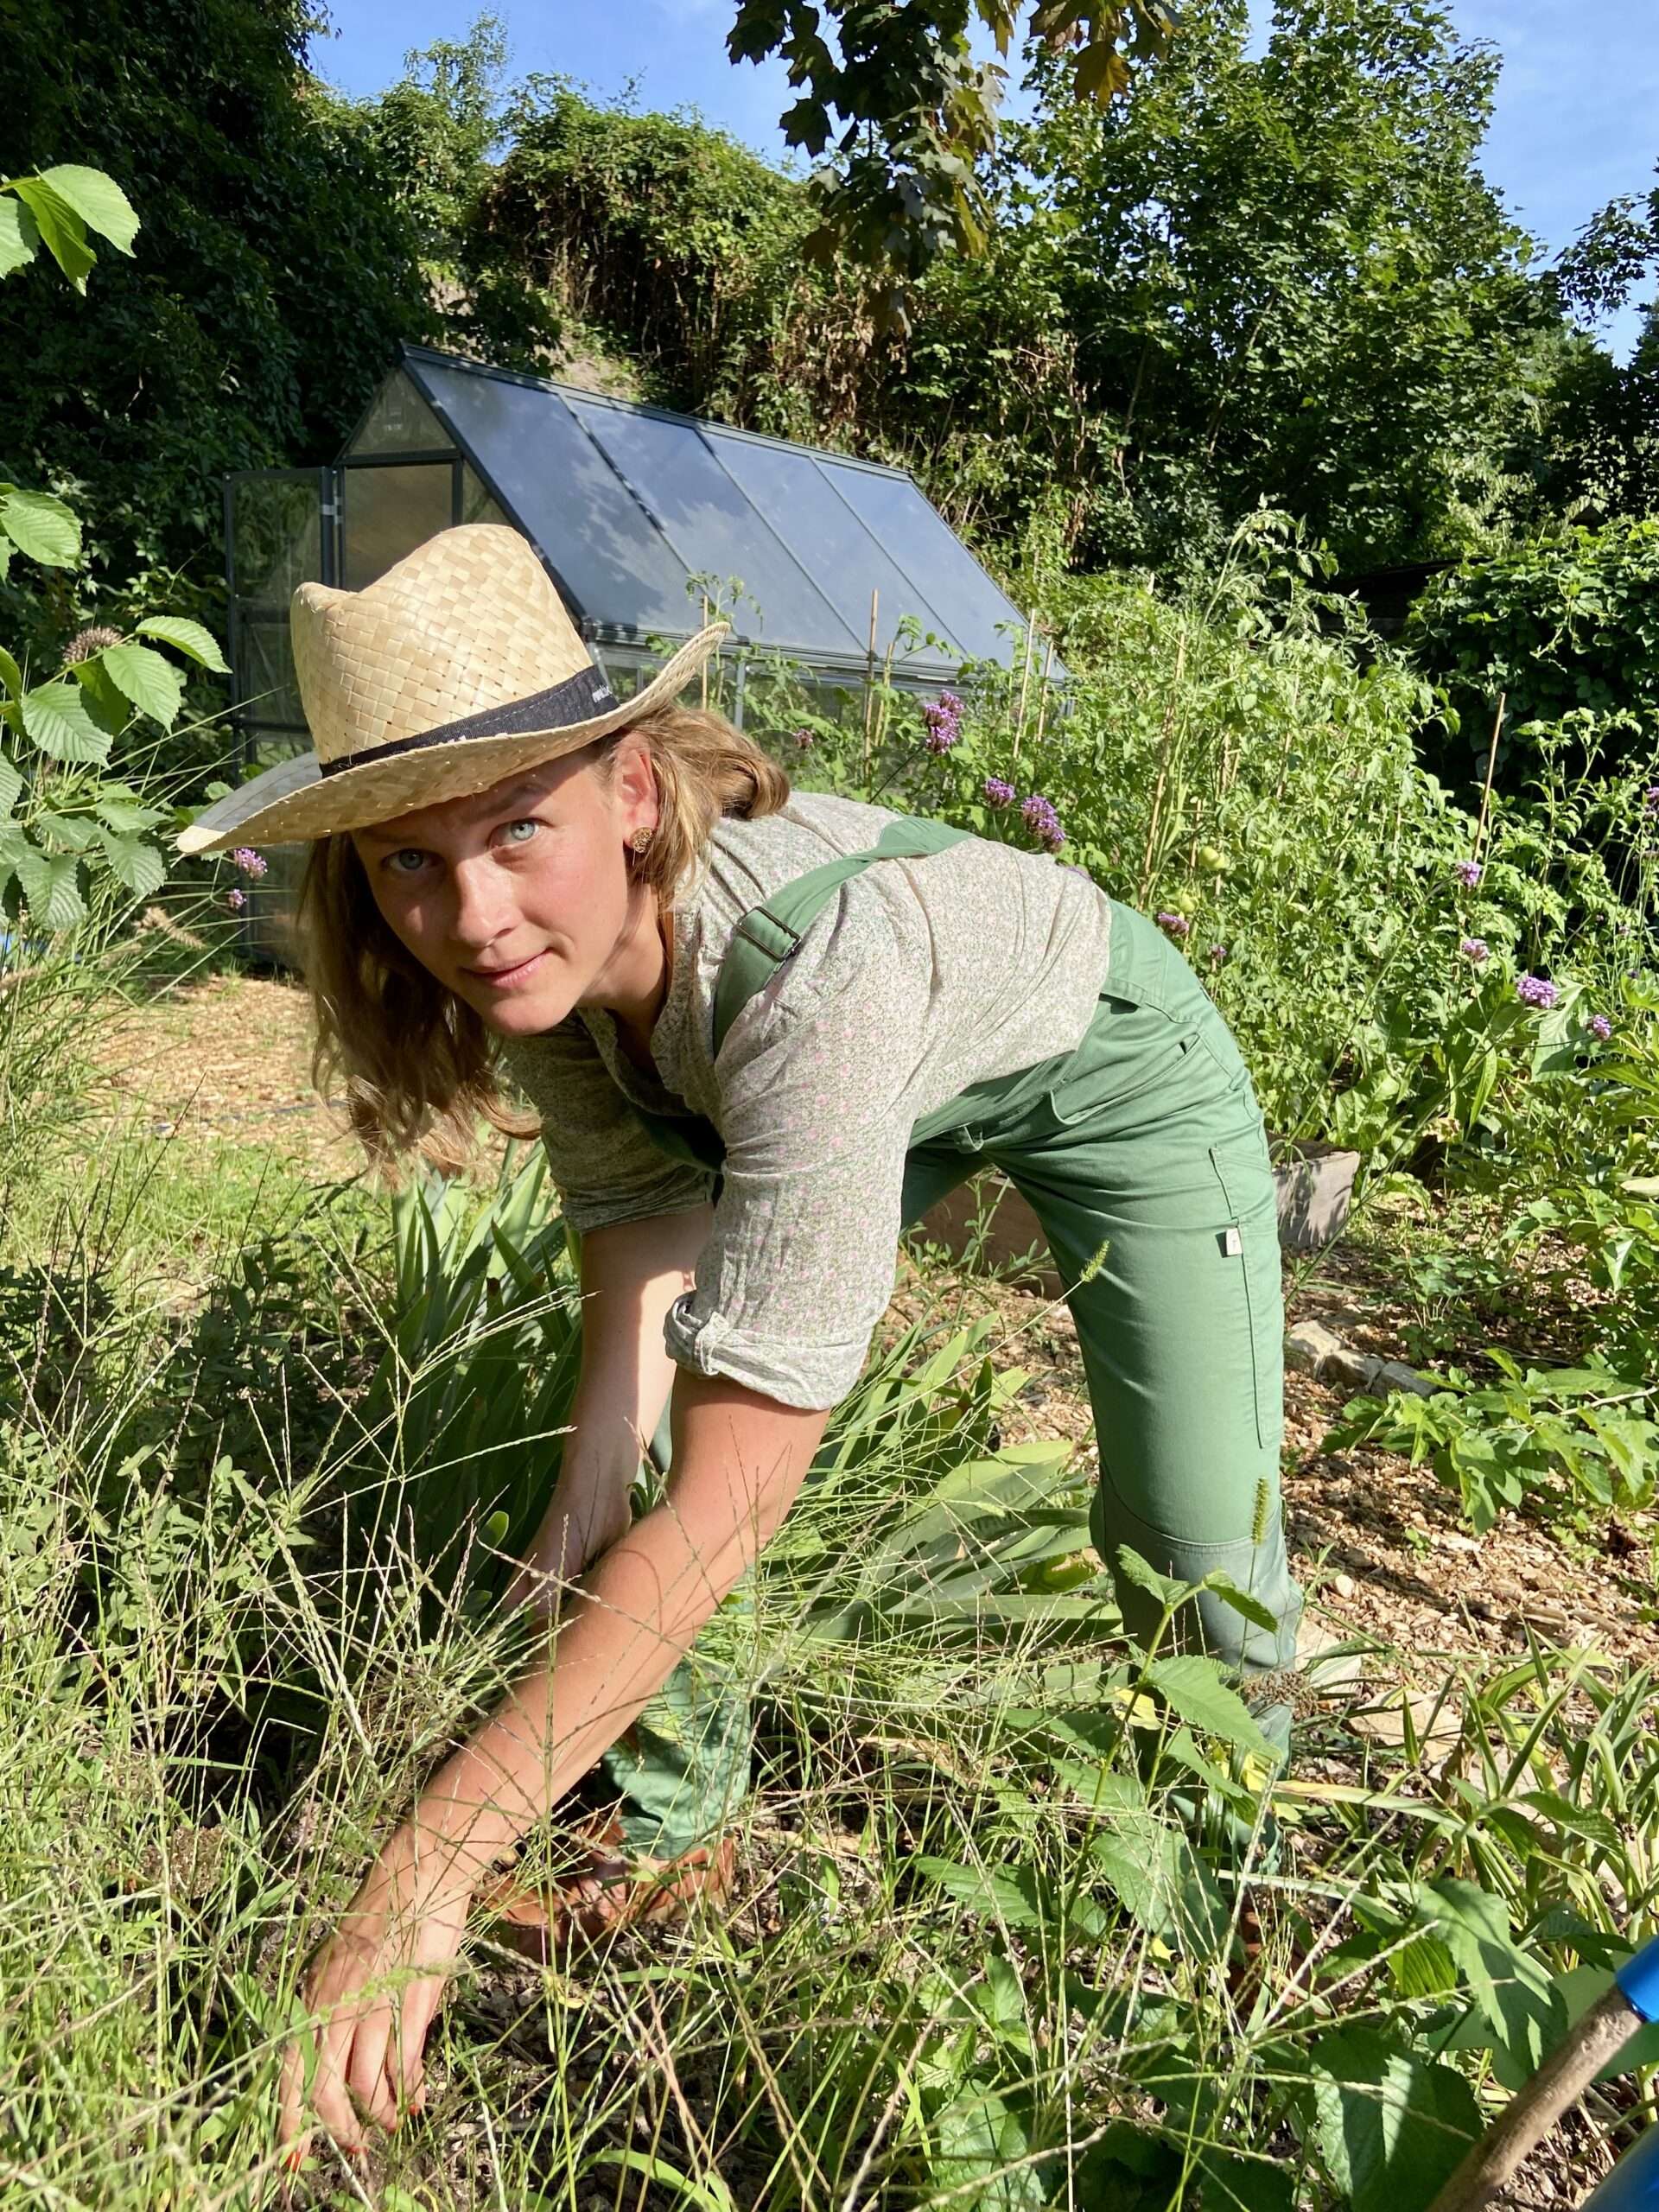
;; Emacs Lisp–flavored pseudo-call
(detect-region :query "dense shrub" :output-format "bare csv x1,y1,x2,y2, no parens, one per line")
2,0,433,665
1407,521,1659,790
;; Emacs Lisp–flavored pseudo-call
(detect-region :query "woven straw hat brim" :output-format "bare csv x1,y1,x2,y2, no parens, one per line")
177,625,725,855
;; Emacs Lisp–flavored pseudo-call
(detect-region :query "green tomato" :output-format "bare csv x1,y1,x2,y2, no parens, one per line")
1195,843,1230,875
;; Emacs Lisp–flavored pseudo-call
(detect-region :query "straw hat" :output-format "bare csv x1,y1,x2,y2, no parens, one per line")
176,525,727,854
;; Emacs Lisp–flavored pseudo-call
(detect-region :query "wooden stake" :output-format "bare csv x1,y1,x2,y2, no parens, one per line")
1031,639,1056,751
1473,690,1506,862
700,595,710,711
1013,617,1037,759
861,588,880,775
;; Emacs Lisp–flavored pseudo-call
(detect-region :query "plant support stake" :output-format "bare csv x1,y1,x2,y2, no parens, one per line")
861,588,879,774
1427,1932,1659,2212
1473,690,1505,863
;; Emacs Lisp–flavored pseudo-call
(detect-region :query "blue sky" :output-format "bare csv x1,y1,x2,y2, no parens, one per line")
310,0,1658,358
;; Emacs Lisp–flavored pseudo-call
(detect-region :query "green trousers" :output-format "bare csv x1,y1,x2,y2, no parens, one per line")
597,899,1303,1857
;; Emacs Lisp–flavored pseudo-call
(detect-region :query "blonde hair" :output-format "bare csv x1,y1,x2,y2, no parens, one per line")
298,703,791,1175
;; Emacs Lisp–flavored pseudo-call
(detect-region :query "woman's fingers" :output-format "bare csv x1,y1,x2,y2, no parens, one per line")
310,2003,377,2152
344,2003,401,2136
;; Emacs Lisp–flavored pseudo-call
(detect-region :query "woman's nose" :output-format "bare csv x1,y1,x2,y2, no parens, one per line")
448,856,514,948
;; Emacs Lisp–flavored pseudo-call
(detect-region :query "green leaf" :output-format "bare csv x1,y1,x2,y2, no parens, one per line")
1200,1571,1281,1634
1415,1878,1562,2082
15,845,86,931
1115,1545,1189,1611
34,810,96,855
1198,2146,1296,2212
94,828,167,898
1144,1654,1280,1761
1304,2028,1480,2212
932,2085,1047,2211
135,615,230,673
9,177,93,291
101,642,185,729
0,754,22,817
36,166,139,254
914,1856,1114,1943
71,656,134,735
0,194,39,280
0,645,21,702
19,682,112,764
0,488,79,567
92,789,168,834
1521,1790,1623,1850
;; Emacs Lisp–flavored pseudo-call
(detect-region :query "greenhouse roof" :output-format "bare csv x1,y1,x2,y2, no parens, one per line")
352,346,1039,680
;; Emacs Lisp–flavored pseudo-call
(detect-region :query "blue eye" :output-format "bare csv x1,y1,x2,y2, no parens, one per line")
502,818,539,845
387,849,427,876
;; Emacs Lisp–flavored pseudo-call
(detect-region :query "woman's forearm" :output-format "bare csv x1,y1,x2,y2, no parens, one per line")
418,1370,829,1878
564,1204,712,1471
508,1205,714,1604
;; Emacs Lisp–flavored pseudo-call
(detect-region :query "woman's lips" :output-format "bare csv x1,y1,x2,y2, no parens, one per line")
462,949,549,990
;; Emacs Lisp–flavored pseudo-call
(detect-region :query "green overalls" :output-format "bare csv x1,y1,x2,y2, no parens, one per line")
588,820,1303,1858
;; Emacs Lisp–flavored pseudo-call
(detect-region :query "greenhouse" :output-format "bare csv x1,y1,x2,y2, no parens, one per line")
223,343,1044,785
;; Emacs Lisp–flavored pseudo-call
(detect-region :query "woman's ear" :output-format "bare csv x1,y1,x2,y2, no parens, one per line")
611,732,660,840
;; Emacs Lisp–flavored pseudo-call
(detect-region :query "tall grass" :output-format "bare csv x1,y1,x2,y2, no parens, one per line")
2,543,1655,2205
2,1138,1653,2208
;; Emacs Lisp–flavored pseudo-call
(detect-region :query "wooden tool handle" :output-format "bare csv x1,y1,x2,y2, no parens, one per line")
1427,1985,1639,2212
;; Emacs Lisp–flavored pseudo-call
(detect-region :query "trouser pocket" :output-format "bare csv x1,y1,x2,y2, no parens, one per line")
1205,1129,1283,1457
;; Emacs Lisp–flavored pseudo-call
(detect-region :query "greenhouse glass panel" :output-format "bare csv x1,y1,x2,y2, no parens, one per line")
705,432,962,662
411,360,694,636
228,471,323,613
823,467,1026,667
349,370,453,456
341,461,455,590
566,398,864,657
234,618,308,734
461,464,511,528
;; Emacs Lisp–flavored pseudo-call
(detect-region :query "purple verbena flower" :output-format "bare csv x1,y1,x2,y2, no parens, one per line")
792,728,815,751
1021,792,1058,832
230,846,268,878
1588,1012,1613,1041
1643,786,1659,815
1516,972,1558,1009
1042,824,1066,851
225,887,247,912
1459,936,1489,963
922,690,963,754
1156,910,1192,940
983,776,1016,807
1454,858,1483,888
1209,943,1230,967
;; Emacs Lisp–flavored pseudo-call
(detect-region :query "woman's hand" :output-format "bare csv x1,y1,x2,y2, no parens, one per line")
503,1459,636,1614
277,1818,486,2169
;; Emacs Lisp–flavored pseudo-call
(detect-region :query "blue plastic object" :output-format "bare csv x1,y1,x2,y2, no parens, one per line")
1581,2122,1659,2209
1618,1934,1659,2026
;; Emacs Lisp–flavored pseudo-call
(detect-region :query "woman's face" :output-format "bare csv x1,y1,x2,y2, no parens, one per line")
350,738,659,1039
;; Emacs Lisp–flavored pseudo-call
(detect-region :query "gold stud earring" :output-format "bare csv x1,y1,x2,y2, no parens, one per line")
628,827,652,855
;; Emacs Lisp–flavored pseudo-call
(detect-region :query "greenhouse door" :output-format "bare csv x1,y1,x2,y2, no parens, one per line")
224,465,340,768
222,465,340,963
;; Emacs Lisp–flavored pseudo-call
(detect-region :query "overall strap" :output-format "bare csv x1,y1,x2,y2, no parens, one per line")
711,815,969,1058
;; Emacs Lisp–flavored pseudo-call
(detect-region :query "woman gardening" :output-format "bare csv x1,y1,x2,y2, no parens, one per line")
179,524,1304,2168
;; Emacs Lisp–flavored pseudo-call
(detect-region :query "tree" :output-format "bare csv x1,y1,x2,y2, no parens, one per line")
725,0,1173,297
1543,168,1659,524
0,0,432,661
975,0,1555,574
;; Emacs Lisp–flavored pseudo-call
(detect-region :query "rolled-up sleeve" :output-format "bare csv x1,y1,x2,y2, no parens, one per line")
500,1026,715,1234
663,885,930,1407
